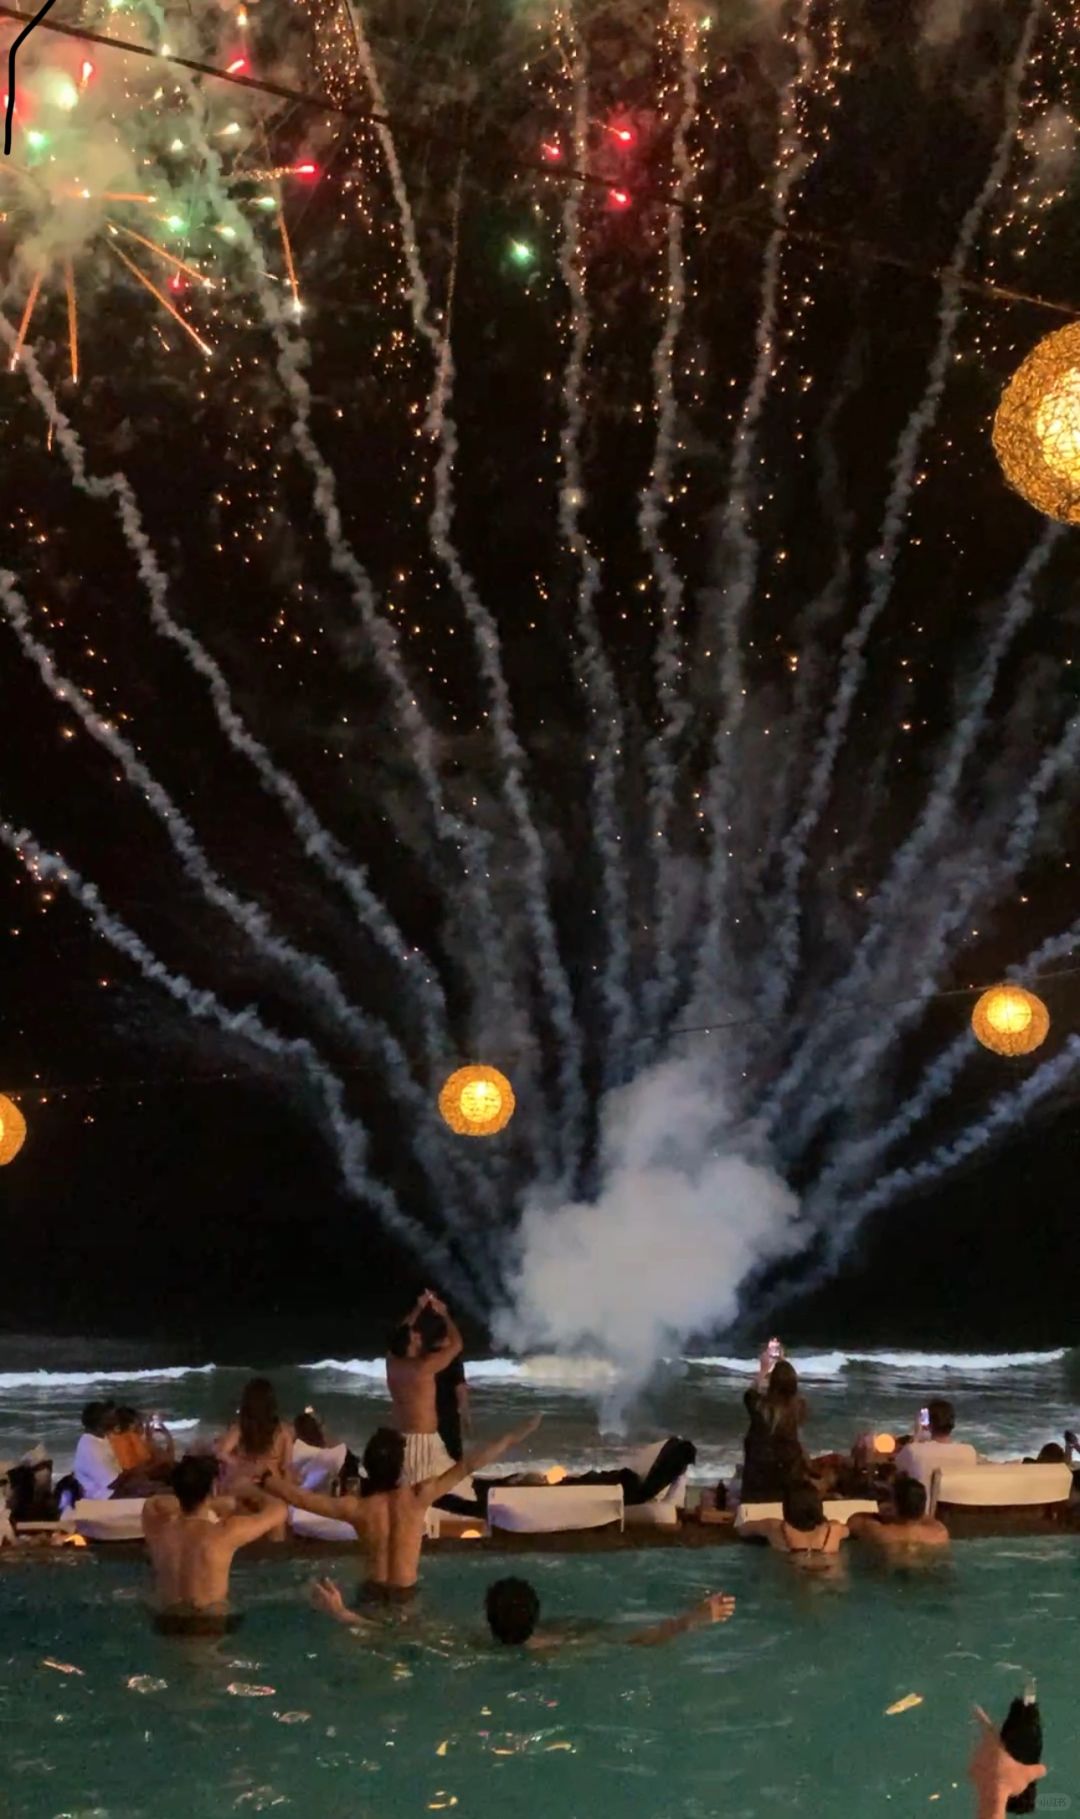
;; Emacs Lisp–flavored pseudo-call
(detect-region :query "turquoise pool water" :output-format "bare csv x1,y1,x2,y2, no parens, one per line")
2,1537,1077,1817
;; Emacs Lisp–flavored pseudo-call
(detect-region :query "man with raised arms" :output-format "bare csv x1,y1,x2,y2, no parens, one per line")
264,1413,542,1605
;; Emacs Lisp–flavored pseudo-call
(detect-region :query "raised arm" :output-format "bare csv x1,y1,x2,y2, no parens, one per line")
262,1473,366,1529
221,1487,289,1548
626,1592,736,1648
969,1705,1046,1819
416,1413,542,1508
419,1296,463,1371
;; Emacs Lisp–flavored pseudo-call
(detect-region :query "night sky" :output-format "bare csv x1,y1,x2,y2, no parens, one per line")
2,0,1080,1357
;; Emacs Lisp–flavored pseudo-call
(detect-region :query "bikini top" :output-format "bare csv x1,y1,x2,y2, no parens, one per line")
781,1520,839,1562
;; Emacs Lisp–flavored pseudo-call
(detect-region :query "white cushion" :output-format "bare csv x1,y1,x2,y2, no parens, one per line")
930,1463,1072,1512
736,1499,879,1528
292,1441,348,1493
625,1497,681,1528
73,1498,146,1541
487,1484,624,1533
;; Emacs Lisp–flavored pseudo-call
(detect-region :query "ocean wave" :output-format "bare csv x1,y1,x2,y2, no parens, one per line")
0,1366,216,1390
690,1352,850,1378
308,1354,621,1388
843,1349,1068,1374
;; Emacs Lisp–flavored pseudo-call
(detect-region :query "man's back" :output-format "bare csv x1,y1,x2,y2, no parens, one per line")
387,1356,438,1436
334,1484,428,1591
146,1510,234,1609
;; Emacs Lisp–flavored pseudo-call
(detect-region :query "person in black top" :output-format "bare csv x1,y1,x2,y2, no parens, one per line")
417,1305,470,1462
740,1345,808,1503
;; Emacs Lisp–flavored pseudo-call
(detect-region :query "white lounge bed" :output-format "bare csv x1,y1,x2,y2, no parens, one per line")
929,1462,1073,1515
73,1498,146,1542
735,1499,880,1530
487,1483,625,1534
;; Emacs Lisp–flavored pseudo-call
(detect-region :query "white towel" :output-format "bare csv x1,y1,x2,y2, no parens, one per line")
400,1432,454,1486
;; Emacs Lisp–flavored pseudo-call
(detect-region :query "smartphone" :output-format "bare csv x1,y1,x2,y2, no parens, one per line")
917,1405,930,1437
767,1336,783,1363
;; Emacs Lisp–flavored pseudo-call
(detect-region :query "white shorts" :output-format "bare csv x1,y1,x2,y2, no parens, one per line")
400,1432,455,1486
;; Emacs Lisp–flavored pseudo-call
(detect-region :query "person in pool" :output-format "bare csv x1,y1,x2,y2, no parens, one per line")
739,1481,850,1565
142,1454,287,1636
848,1473,950,1552
309,1573,737,1649
263,1413,542,1605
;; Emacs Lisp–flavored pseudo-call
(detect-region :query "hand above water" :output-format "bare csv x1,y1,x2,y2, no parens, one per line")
969,1705,1045,1818
700,1593,736,1626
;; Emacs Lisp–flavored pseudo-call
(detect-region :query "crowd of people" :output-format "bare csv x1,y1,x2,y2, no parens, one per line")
3,1311,1059,1813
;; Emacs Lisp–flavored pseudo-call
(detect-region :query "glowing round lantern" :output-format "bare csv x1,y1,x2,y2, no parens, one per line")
438,1065,515,1137
993,323,1080,524
873,1433,896,1457
971,984,1049,1058
0,1094,26,1166
545,1465,567,1485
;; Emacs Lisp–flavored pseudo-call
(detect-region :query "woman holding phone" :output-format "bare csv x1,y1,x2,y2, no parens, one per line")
740,1340,810,1504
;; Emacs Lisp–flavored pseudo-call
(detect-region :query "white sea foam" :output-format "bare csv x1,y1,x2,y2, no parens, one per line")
0,1366,216,1390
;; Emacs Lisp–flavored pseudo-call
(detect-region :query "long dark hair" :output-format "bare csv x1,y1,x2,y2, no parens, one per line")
238,1377,280,1458
763,1360,803,1432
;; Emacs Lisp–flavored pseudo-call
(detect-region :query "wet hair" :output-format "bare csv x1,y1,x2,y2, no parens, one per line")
82,1401,114,1435
113,1406,141,1433
238,1378,280,1459
781,1481,825,1533
171,1454,218,1514
387,1324,415,1360
894,1474,928,1522
1037,1442,1066,1464
485,1577,541,1645
362,1427,406,1494
927,1399,955,1438
294,1410,325,1448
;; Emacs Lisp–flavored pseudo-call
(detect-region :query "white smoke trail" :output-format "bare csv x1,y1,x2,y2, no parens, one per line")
763,521,1061,1143
0,570,497,1275
693,0,816,1010
497,1054,801,1418
640,15,701,1040
335,2,582,1175
766,0,1042,1012
173,87,516,1050
0,325,451,1072
0,823,482,1315
556,11,634,1084
830,1030,1080,1233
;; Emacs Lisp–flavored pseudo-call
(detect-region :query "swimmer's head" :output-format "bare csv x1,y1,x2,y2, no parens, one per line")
781,1482,824,1533
893,1474,927,1522
294,1409,325,1448
485,1577,541,1645
362,1427,406,1493
82,1401,116,1436
387,1323,423,1361
171,1454,218,1514
926,1399,955,1438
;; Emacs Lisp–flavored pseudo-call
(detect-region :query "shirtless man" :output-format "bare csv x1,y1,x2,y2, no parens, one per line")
849,1473,950,1553
386,1290,463,1484
142,1454,287,1635
264,1413,542,1605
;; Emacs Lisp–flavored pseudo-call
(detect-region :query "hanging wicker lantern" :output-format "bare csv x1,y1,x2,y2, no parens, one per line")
971,984,1049,1058
438,1064,515,1137
0,1094,27,1166
993,323,1080,524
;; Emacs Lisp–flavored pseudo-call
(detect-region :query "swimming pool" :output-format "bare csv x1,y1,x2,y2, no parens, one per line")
1,1536,1076,1817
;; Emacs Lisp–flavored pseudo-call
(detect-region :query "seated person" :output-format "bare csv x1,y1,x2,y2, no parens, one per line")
292,1408,351,1492
739,1481,850,1565
311,1572,736,1650
109,1409,175,1495
73,1402,122,1501
217,1379,293,1538
849,1473,950,1550
894,1400,978,1489
1023,1441,1066,1464
142,1454,287,1635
